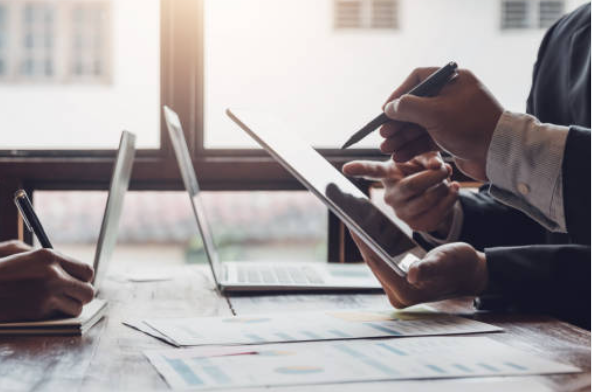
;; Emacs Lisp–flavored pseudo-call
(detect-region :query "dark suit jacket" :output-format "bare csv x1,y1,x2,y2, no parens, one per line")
419,4,591,329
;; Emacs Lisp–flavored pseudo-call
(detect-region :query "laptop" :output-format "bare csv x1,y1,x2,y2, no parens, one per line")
163,106,382,292
226,108,427,278
92,130,136,291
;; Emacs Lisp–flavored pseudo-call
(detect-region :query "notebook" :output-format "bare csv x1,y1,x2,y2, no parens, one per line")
0,299,107,336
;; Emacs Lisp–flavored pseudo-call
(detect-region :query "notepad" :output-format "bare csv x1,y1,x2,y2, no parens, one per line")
0,298,107,336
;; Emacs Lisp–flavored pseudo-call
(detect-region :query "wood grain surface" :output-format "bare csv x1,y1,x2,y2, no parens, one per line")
0,265,589,392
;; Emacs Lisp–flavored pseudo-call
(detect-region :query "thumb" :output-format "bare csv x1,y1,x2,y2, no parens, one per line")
342,160,398,181
407,248,456,284
384,95,439,127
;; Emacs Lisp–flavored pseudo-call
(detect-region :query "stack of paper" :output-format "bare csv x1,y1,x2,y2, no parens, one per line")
130,307,502,346
0,298,107,336
144,336,580,390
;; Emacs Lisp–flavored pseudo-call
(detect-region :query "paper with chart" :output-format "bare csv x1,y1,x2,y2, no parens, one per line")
144,336,580,390
142,307,502,346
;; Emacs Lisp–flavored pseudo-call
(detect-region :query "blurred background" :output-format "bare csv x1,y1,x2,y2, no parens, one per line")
1,0,586,266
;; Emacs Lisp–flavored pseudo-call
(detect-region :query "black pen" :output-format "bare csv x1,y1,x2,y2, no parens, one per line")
341,61,458,149
14,189,53,248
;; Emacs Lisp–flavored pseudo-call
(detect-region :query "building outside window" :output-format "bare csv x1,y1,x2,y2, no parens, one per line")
70,2,109,80
0,0,110,83
334,0,399,30
0,4,7,76
501,0,565,29
21,3,55,79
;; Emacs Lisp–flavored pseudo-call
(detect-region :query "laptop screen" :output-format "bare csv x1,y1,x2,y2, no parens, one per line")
93,131,136,290
227,109,426,277
163,106,222,285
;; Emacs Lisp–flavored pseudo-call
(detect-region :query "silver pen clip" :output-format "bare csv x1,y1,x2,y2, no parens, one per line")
14,190,33,233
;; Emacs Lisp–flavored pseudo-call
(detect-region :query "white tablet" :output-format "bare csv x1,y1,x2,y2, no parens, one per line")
226,108,426,277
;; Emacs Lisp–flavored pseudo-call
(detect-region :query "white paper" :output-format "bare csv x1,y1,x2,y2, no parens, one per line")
145,336,579,390
123,319,180,346
143,307,502,346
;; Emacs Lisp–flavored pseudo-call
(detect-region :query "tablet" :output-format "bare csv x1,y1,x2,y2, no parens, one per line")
226,108,426,277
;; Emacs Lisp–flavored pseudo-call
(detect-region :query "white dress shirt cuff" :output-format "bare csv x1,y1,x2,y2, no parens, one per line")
418,200,464,246
486,110,569,233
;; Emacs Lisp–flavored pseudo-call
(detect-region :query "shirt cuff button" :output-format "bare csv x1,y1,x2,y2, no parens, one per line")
518,183,530,195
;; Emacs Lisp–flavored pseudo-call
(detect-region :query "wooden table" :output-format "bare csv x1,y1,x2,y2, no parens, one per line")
0,264,589,392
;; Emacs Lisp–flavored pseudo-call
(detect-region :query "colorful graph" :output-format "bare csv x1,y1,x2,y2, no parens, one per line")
275,366,324,375
257,350,295,357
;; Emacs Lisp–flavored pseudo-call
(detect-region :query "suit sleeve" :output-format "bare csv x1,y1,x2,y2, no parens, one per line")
455,190,548,251
477,245,591,330
562,126,591,245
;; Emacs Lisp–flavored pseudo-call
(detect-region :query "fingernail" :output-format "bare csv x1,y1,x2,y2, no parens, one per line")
384,99,400,118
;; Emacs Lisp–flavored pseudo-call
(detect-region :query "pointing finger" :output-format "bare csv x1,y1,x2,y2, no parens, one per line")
342,160,399,181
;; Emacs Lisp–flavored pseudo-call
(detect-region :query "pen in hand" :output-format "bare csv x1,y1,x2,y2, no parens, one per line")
341,61,458,149
14,189,53,249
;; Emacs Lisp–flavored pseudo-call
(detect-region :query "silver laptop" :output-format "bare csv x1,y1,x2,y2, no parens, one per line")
226,108,427,278
92,130,136,291
163,106,381,292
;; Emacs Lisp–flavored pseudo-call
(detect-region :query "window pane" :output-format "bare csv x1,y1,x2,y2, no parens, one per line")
0,0,160,149
34,191,328,268
204,0,585,149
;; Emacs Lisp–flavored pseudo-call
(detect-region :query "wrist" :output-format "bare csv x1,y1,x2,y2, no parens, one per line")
471,251,488,295
433,210,454,239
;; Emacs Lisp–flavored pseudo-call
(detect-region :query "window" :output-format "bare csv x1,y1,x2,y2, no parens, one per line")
0,0,111,83
0,0,158,149
334,0,399,30
34,191,328,265
204,0,587,150
21,3,56,79
70,3,110,81
501,0,565,30
0,5,7,76
539,1,565,28
1,0,588,257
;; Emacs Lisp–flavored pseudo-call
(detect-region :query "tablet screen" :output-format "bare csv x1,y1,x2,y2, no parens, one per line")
227,109,426,276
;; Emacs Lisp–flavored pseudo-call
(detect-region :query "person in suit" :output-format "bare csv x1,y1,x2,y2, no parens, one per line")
0,240,94,321
344,3,590,329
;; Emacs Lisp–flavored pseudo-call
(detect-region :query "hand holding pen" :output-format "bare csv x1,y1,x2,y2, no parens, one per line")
377,67,504,181
0,190,95,321
341,62,459,150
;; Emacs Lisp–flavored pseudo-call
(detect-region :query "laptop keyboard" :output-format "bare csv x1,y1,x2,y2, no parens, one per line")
236,266,324,285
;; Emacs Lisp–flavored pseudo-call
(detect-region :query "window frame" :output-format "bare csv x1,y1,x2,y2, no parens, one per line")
0,0,388,262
